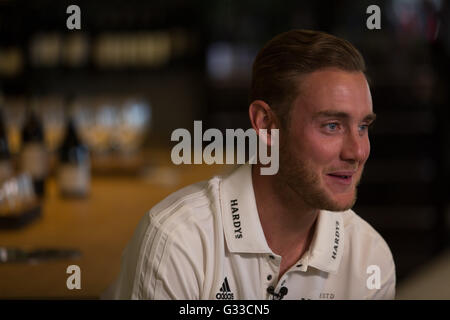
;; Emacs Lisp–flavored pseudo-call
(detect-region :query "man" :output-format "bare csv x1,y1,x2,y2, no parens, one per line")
109,29,396,299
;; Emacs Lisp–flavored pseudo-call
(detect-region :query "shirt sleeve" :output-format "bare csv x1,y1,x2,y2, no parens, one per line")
367,241,396,300
110,212,205,300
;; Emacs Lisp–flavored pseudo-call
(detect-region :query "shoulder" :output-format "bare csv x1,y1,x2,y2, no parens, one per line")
341,209,393,261
148,179,217,226
116,176,223,299
338,210,396,299
140,176,223,248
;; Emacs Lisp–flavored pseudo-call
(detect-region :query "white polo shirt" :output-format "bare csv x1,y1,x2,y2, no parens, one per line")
110,164,396,300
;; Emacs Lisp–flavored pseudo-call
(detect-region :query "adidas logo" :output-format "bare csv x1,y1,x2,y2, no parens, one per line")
215,277,234,300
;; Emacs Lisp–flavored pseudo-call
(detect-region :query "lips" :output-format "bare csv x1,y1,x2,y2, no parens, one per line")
327,171,355,179
326,171,356,186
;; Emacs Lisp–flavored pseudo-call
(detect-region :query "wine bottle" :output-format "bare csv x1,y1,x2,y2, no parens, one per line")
20,100,48,198
0,107,13,184
57,116,90,197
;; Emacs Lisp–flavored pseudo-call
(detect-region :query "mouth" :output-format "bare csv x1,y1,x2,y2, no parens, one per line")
326,171,356,186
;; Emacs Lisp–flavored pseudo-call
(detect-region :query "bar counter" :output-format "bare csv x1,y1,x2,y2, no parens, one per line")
0,150,230,298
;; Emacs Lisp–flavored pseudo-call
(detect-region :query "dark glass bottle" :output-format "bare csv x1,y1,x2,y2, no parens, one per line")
0,107,13,184
57,117,90,197
20,102,48,198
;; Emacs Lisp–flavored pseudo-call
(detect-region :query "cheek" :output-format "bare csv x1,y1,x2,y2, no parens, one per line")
362,138,371,162
302,132,341,165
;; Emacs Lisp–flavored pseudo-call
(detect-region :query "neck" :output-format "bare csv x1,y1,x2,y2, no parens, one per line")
252,164,319,260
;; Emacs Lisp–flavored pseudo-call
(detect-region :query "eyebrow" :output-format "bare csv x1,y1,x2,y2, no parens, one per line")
313,110,377,122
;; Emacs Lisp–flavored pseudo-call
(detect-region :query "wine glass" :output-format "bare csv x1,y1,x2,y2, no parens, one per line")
40,95,66,153
112,97,152,155
3,96,26,155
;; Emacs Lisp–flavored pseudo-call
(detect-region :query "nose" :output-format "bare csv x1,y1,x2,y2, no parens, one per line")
340,129,370,163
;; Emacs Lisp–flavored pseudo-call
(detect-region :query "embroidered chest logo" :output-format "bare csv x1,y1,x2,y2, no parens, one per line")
216,277,234,300
230,199,243,239
332,220,340,259
320,292,335,299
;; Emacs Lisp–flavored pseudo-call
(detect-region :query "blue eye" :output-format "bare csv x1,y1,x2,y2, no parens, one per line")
326,123,338,130
358,125,369,132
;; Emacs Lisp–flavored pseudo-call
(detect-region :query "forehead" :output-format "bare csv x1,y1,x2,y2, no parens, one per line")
293,68,373,117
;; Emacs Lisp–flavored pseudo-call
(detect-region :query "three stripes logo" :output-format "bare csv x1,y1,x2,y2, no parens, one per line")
216,277,234,300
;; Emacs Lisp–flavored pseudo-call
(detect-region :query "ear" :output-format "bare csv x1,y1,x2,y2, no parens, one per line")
248,100,279,146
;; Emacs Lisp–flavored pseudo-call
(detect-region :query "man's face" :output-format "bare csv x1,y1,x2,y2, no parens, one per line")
277,68,375,211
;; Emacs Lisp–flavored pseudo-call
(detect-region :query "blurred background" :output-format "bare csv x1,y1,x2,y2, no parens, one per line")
0,0,448,299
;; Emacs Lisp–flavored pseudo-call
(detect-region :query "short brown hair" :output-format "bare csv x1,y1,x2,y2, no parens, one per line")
250,29,366,128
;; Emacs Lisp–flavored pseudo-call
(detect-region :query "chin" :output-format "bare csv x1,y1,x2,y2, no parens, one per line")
335,196,356,211
323,202,354,212
332,201,354,211
324,191,357,212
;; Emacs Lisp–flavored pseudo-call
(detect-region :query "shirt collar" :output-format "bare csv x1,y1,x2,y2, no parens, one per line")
218,163,345,273
306,209,345,274
219,163,272,254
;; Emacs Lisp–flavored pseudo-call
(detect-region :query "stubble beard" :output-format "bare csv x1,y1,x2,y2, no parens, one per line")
276,136,360,212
